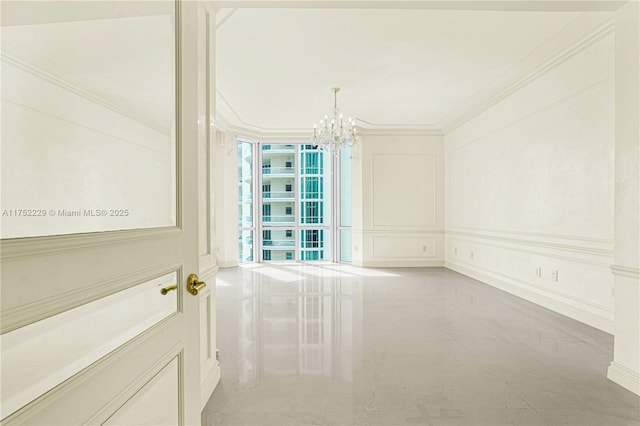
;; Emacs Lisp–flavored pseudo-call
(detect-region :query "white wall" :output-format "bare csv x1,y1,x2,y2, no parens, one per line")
352,133,444,267
214,131,240,267
444,31,615,332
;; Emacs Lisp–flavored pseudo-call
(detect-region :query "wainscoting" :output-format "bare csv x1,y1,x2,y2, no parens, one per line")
445,229,613,332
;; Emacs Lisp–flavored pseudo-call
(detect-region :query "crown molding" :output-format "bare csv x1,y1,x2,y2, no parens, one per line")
216,87,443,137
216,112,443,140
441,15,615,134
358,128,443,136
357,119,443,135
215,113,311,140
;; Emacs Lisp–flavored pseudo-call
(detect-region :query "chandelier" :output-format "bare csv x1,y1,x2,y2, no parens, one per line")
311,87,359,154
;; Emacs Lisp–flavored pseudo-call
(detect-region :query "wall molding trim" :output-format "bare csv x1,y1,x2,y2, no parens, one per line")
446,258,612,313
218,260,239,268
608,362,640,396
199,265,220,279
371,236,437,259
362,228,444,234
358,260,444,268
445,260,613,333
200,362,221,409
216,111,312,140
442,17,614,134
448,237,611,268
447,226,613,244
1,227,181,260
610,265,640,279
447,229,613,260
199,256,218,277
1,51,171,136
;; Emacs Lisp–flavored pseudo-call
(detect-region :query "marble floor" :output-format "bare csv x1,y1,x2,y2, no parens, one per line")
202,264,640,426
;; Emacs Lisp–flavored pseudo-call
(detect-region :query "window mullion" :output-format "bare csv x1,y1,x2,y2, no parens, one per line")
333,152,339,263
255,140,263,262
295,144,301,261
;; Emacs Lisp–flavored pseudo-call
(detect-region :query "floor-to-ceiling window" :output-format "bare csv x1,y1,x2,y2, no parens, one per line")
237,140,350,263
298,144,331,261
237,140,255,262
261,143,297,261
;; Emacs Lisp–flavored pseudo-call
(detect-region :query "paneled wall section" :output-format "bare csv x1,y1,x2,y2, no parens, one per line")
352,134,444,267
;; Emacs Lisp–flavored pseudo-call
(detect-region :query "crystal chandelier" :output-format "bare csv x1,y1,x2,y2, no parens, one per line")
311,87,359,154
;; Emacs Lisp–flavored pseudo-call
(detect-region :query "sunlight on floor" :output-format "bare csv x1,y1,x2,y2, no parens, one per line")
253,266,305,283
323,264,400,277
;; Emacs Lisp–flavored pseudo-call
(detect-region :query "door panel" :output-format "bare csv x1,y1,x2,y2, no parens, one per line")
0,1,205,424
103,358,179,426
1,271,178,416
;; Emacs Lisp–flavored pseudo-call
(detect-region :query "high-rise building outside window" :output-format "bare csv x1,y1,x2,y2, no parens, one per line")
237,140,351,262
237,140,254,262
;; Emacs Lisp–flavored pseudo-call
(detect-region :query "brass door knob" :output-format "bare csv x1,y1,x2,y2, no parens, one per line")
160,284,177,295
187,273,206,296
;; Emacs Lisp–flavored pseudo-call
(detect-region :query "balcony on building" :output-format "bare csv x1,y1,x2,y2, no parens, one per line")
262,239,296,250
262,144,295,153
262,215,295,226
262,191,294,201
262,165,295,176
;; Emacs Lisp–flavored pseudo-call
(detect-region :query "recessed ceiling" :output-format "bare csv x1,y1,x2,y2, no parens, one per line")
216,7,612,133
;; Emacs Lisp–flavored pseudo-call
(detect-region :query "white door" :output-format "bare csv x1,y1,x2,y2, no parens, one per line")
195,1,221,409
1,1,207,424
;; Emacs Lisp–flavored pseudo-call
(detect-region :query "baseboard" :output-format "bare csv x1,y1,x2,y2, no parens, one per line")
218,260,238,268
445,260,613,333
608,362,640,395
200,362,221,410
357,260,444,268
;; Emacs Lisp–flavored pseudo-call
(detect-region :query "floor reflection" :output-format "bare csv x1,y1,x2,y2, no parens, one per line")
218,264,361,387
205,265,640,426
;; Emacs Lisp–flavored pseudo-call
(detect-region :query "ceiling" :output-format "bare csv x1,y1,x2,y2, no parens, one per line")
215,7,613,134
